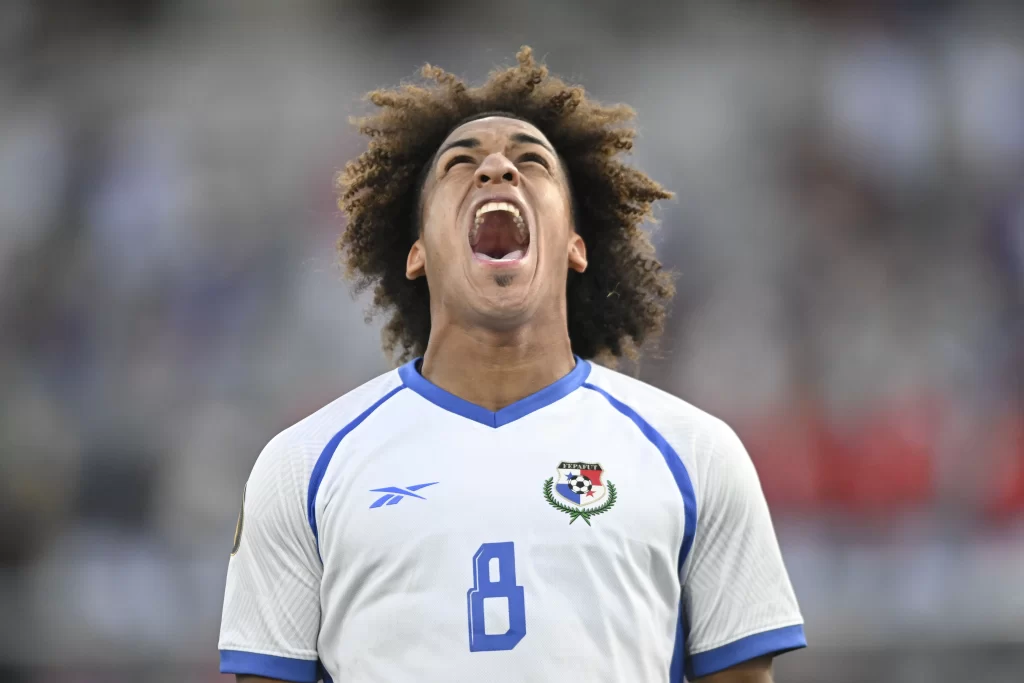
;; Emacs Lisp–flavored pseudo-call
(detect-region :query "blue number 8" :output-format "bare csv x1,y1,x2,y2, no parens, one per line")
467,542,526,651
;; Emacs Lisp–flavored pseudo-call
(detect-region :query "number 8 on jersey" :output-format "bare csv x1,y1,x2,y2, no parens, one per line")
467,542,526,652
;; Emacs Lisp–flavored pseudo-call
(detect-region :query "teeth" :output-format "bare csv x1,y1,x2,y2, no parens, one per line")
475,201,521,219
514,216,526,244
470,201,530,250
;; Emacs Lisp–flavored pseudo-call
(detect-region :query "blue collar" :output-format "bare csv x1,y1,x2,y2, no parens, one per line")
398,356,591,428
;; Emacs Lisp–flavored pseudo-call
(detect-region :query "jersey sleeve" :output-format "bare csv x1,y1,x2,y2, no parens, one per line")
219,431,323,682
682,421,805,679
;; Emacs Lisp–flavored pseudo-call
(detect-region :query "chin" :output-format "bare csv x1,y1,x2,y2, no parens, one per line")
467,280,537,328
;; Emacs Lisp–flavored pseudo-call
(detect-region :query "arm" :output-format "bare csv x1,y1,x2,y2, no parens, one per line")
218,431,323,682
692,655,773,683
681,421,805,679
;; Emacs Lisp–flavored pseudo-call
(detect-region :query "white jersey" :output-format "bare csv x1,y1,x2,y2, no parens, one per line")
219,358,805,682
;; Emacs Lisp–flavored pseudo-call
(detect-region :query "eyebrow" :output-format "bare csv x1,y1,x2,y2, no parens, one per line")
435,132,557,162
510,132,555,155
436,137,480,159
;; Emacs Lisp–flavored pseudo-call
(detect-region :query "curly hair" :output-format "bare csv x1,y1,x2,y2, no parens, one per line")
338,47,674,363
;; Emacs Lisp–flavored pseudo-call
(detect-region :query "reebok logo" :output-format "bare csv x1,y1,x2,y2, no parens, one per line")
369,482,439,508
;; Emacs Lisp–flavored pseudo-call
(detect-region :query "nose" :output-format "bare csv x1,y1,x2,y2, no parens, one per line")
475,153,519,187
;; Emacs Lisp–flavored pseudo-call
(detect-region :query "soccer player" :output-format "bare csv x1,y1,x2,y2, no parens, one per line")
219,48,805,682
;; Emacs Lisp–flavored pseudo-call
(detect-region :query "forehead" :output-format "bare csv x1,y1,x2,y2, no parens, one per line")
439,116,553,151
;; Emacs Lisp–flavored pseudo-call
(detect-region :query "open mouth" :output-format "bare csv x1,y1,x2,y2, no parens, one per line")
469,201,530,262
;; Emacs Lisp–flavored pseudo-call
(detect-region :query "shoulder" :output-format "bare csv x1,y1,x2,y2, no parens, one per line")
253,368,405,481
583,362,745,497
584,362,737,450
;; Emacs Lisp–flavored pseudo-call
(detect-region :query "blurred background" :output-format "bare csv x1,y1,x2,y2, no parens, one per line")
1,0,1022,681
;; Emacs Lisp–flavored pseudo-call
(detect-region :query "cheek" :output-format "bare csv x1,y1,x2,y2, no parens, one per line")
535,188,572,253
422,189,462,251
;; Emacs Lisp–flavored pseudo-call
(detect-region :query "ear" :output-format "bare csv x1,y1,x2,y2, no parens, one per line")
406,239,426,280
568,232,587,273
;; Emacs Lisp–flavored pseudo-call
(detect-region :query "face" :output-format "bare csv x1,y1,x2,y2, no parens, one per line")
406,116,587,332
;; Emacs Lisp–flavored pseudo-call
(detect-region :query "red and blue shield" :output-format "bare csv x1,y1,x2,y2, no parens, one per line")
554,461,607,507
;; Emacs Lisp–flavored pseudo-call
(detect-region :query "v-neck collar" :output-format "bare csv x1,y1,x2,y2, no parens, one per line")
398,356,591,428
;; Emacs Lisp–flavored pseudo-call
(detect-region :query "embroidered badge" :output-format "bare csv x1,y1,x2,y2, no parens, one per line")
543,462,617,526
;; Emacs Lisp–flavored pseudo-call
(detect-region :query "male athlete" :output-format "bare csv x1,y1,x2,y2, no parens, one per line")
219,48,805,682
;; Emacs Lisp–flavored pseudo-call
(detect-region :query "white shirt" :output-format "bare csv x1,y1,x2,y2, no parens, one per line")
219,358,805,682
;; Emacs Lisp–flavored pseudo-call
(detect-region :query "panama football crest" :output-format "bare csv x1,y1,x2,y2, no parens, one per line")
543,462,617,526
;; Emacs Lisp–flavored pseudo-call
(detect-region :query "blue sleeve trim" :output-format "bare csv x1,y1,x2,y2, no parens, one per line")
306,384,405,556
686,624,807,679
219,650,319,682
582,381,699,683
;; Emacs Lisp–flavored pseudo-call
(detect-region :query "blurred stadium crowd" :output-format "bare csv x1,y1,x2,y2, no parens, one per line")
0,0,1022,681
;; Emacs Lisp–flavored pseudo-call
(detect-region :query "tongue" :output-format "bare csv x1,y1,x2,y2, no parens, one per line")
478,249,524,262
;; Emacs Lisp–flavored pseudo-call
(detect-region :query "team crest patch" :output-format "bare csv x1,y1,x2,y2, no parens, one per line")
543,462,617,526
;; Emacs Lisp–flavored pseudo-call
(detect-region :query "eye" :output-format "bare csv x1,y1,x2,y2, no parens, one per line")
443,155,475,172
517,152,550,169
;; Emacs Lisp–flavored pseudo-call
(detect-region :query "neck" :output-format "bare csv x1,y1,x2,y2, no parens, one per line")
420,314,576,413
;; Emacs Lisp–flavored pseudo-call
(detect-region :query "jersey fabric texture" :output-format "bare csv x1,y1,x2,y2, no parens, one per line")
219,358,805,682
